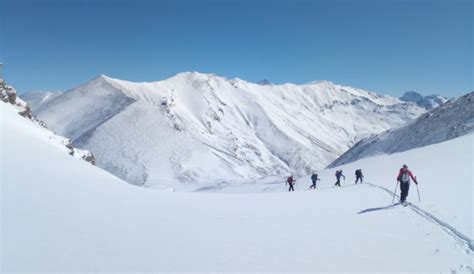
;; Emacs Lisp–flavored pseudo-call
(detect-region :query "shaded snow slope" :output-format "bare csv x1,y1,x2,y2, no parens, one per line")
27,72,424,186
1,103,471,272
329,92,474,167
400,91,448,110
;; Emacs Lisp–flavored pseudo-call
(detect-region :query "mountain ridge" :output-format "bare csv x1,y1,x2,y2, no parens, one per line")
328,92,474,167
25,71,425,188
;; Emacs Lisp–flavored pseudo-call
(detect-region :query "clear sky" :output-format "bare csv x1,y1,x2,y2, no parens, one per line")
0,0,472,96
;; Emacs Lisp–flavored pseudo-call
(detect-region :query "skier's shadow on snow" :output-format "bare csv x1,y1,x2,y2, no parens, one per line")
357,203,400,214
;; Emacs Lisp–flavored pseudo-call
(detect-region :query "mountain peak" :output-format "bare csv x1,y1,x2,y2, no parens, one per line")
174,71,215,79
94,74,116,82
256,79,272,86
400,91,423,101
400,91,448,110
304,80,335,86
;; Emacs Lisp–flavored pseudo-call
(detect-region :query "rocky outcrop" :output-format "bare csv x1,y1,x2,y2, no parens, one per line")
1,80,96,165
82,153,96,165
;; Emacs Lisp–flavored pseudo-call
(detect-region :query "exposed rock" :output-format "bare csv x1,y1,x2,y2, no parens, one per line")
18,106,33,119
65,141,75,156
82,153,96,165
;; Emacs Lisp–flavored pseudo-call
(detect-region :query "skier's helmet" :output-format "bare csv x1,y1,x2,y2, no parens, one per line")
402,164,408,169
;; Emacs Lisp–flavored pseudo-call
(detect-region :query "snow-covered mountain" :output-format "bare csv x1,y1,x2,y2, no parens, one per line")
256,79,272,86
329,92,474,167
26,72,425,187
2,94,472,271
22,90,63,113
400,91,448,109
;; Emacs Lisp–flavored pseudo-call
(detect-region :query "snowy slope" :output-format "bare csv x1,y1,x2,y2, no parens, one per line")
1,101,472,272
400,91,449,109
212,134,473,241
26,72,425,186
329,92,474,167
0,83,94,163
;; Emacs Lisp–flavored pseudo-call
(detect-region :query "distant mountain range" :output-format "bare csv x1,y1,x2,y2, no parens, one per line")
24,72,424,187
399,91,448,110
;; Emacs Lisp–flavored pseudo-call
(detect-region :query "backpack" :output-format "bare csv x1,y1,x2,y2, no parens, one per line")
401,170,410,183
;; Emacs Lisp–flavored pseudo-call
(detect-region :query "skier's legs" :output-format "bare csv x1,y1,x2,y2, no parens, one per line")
400,182,410,202
400,183,405,201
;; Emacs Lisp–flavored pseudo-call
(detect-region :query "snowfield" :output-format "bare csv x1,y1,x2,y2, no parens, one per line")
1,98,472,272
25,72,425,186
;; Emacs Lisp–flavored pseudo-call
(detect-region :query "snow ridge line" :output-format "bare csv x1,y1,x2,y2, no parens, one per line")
366,182,474,253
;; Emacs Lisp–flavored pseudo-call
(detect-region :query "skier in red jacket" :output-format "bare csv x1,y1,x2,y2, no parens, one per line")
397,164,418,205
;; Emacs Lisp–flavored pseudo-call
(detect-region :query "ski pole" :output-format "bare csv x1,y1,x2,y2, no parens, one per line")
392,181,399,203
416,180,421,202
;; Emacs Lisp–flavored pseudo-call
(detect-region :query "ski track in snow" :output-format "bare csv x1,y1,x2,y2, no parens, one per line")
201,179,473,256
366,182,474,254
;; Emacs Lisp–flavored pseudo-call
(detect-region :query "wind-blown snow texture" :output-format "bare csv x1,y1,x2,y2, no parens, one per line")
400,91,448,110
1,100,472,272
27,72,424,186
329,92,474,167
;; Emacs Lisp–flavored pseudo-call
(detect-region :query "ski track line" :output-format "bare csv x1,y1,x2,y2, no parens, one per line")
366,182,474,254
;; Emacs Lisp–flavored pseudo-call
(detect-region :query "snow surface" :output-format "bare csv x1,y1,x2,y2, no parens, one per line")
178,133,474,241
1,100,472,272
25,72,425,187
330,92,474,167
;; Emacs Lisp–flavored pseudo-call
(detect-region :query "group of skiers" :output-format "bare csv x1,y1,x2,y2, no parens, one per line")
285,164,418,205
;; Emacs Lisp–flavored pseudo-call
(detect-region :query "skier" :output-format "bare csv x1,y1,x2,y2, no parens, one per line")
286,175,296,192
334,170,345,187
310,173,320,189
355,169,363,184
396,164,418,205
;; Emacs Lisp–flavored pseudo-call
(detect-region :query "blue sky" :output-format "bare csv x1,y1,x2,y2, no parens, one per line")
0,0,472,96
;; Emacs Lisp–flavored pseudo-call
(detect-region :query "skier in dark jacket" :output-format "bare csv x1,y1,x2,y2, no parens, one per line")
286,175,296,192
310,173,319,189
355,169,363,184
396,164,417,205
334,170,345,187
